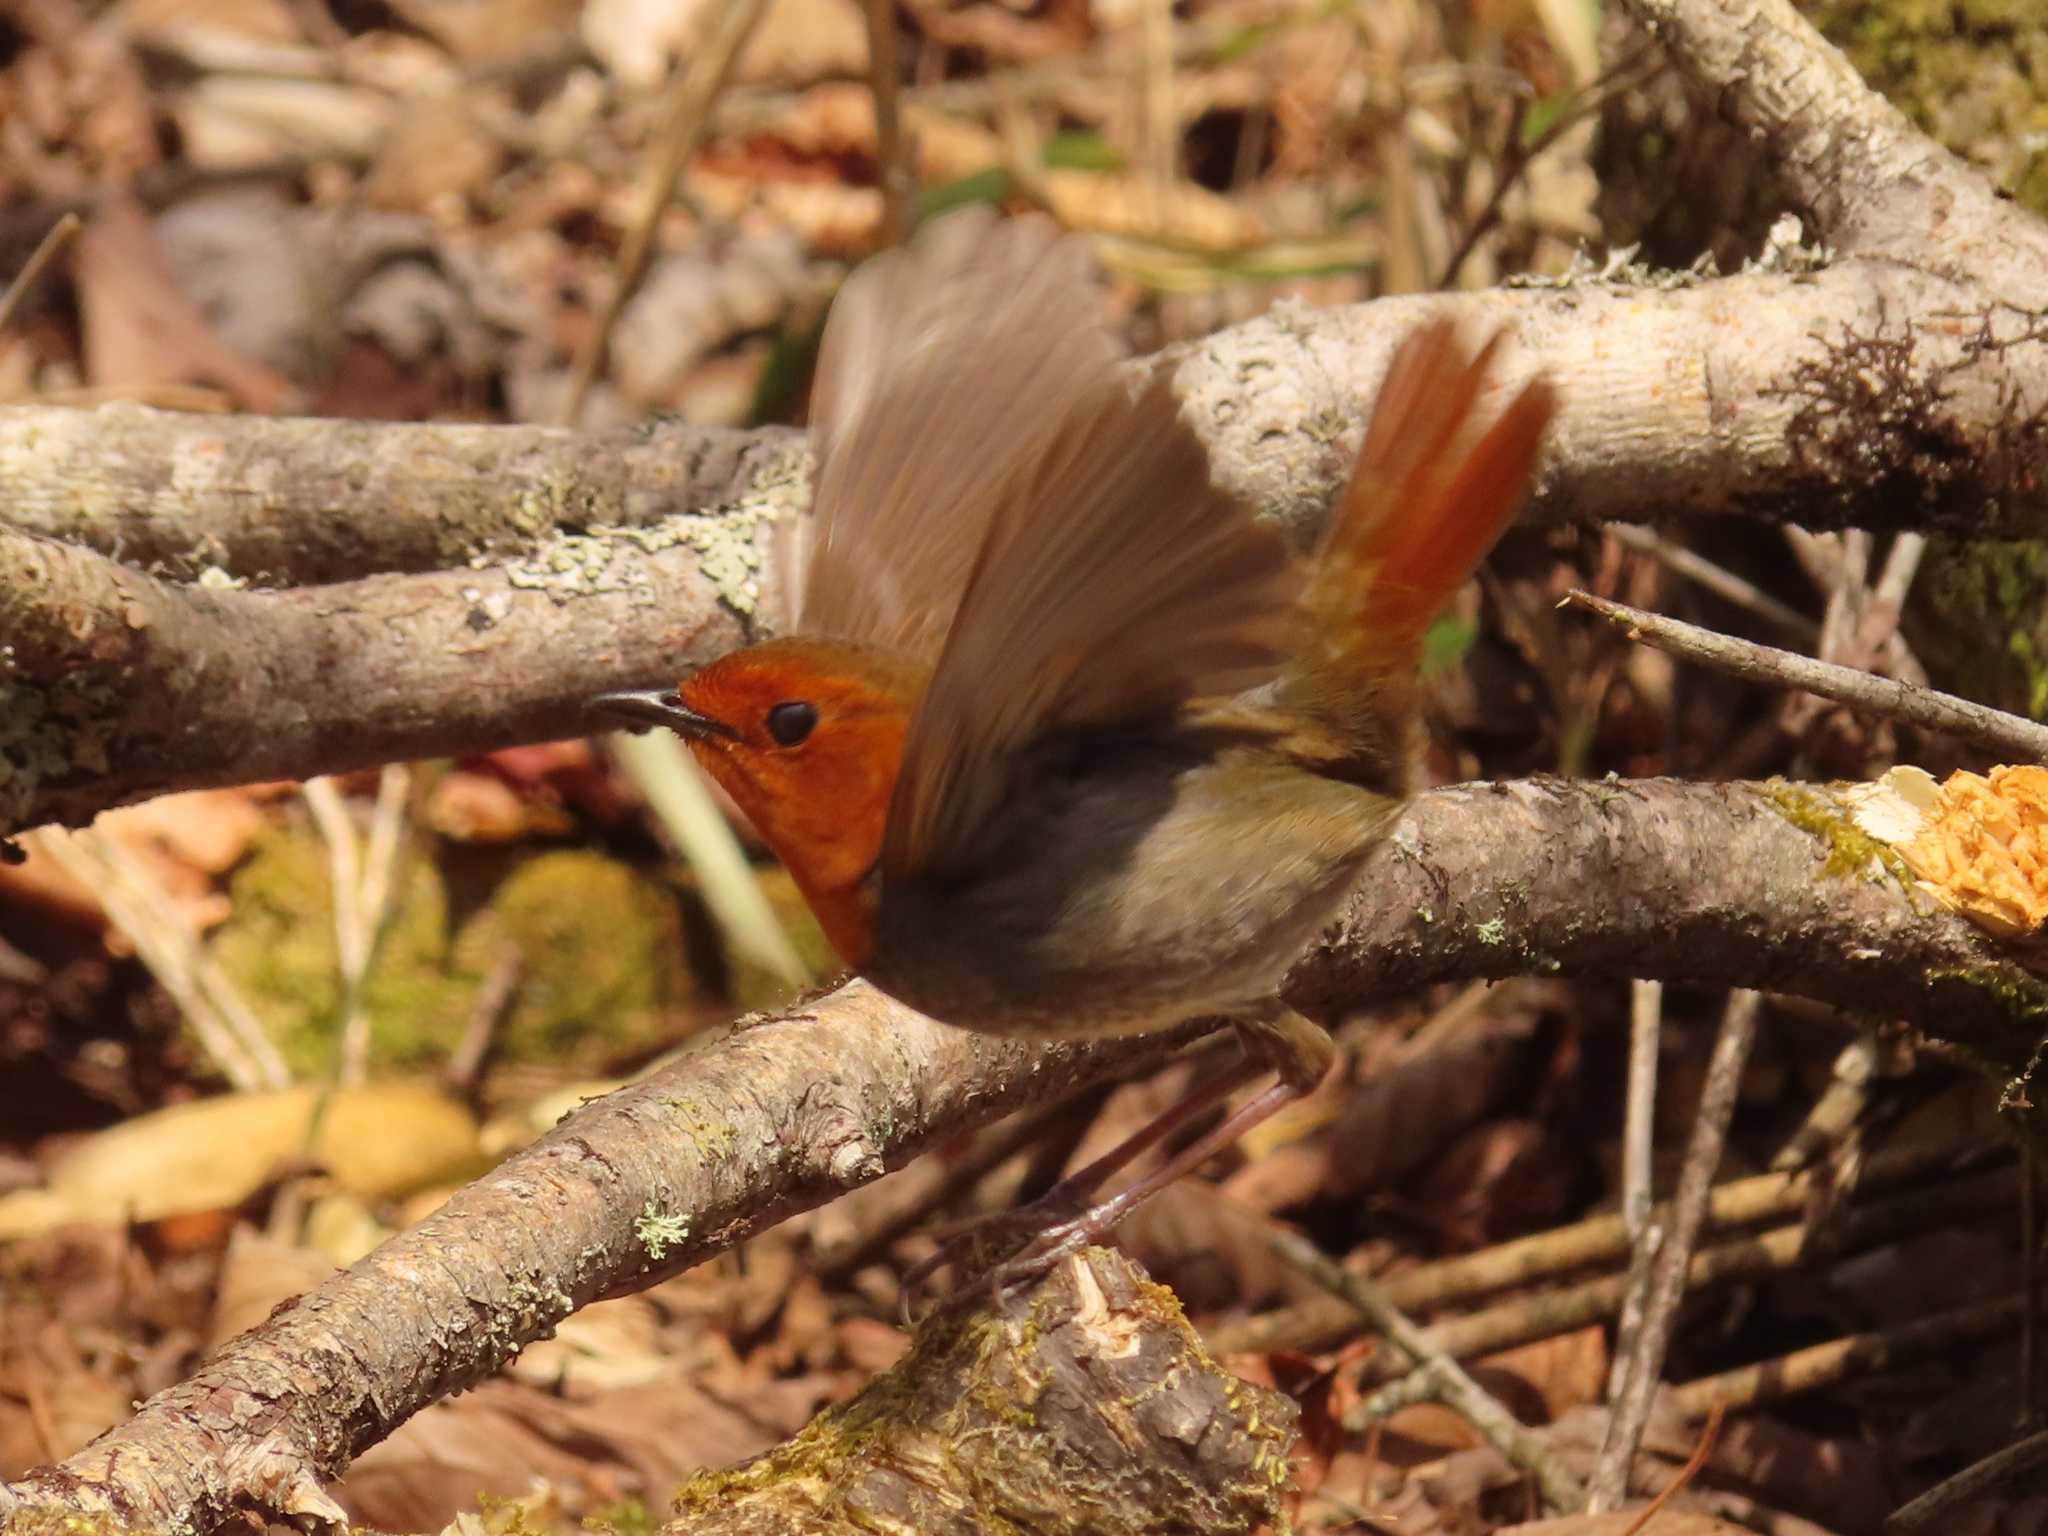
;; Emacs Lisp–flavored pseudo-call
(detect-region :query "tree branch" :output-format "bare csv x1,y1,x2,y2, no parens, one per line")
6,775,2045,1532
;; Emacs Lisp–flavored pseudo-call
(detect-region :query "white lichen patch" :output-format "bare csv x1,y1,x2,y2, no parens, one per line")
635,1201,692,1259
1509,214,1830,293
484,444,812,618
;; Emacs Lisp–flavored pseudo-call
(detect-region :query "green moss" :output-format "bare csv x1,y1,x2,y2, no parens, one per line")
1806,0,2048,217
207,830,695,1077
1762,779,1921,888
1907,539,2048,720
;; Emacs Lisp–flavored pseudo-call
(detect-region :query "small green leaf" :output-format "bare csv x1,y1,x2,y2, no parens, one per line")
917,167,1011,222
1217,21,1275,61
1043,131,1125,172
1520,89,1575,149
1420,614,1478,678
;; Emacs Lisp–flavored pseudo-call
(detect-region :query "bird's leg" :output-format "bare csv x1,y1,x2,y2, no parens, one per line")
899,1043,1266,1317
918,1003,1337,1312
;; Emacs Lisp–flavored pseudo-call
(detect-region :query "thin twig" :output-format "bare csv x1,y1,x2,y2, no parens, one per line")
1608,523,1818,640
1815,528,1871,668
1772,1032,1880,1171
1354,1167,2016,1391
1141,0,1176,238
303,778,367,1067
444,945,523,1097
0,210,81,332
1887,1422,2048,1533
1270,1227,1585,1513
1437,48,1659,289
1565,591,2048,762
561,0,771,426
346,765,411,1083
1619,1405,1723,1536
1590,989,1763,1512
1675,1295,2019,1423
2028,1144,2042,1430
1206,1139,1992,1356
31,827,290,1091
1609,978,1664,1401
305,770,409,1085
862,0,912,244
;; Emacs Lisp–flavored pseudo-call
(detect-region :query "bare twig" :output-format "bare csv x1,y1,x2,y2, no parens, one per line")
863,0,912,244
1271,1227,1585,1513
0,210,80,332
1608,524,1818,640
1772,1032,1880,1171
443,945,523,1096
1674,1296,2019,1421
306,767,411,1084
302,779,366,1070
29,827,290,1092
561,0,772,425
1590,989,1763,1512
1564,591,2048,762
1620,1405,1724,1536
1887,1422,2048,1533
1608,978,1664,1400
1207,1139,1994,1356
1346,1167,2015,1389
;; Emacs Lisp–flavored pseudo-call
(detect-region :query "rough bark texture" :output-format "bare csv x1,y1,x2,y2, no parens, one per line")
5,776,2042,1534
0,405,802,584
666,1247,1295,1536
7,0,2048,1529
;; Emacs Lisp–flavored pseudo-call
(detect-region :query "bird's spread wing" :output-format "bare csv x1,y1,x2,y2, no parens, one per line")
794,208,1128,662
883,360,1301,880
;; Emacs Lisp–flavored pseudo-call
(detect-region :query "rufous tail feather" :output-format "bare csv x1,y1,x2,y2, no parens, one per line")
1303,320,1557,675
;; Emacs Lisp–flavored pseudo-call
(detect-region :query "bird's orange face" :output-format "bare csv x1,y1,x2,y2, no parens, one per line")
601,637,926,967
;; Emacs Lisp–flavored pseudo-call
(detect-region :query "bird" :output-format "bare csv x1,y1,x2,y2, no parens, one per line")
596,207,1556,1290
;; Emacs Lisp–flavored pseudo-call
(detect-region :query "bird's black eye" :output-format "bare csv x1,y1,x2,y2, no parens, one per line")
766,701,819,746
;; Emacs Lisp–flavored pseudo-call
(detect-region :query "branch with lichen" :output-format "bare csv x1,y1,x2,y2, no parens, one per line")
6,773,2046,1534
0,447,801,833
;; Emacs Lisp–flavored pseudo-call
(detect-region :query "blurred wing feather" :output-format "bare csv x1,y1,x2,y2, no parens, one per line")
884,368,1300,877
797,209,1127,660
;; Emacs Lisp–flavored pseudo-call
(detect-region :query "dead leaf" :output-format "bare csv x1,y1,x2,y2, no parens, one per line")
0,1082,484,1237
75,196,298,410
361,97,505,211
207,1223,339,1348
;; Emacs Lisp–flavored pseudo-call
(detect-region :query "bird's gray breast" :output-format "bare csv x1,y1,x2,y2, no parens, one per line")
868,737,1393,1040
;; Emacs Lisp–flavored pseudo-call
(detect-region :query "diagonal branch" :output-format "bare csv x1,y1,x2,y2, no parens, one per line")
6,775,2045,1533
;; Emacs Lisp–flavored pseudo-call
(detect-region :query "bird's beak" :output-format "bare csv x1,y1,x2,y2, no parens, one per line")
591,688,740,742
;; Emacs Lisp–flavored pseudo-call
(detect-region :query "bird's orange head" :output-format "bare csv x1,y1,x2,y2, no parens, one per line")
595,636,927,968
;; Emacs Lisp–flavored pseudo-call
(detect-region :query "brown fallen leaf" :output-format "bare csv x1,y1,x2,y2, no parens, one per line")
74,195,299,411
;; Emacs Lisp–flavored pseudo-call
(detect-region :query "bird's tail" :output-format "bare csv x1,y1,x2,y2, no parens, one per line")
1298,319,1556,682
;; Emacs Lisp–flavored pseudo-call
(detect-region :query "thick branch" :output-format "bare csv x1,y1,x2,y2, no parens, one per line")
11,258,2048,601
0,464,795,831
0,402,802,584
15,254,2048,837
6,775,2043,1533
1619,0,1998,262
